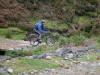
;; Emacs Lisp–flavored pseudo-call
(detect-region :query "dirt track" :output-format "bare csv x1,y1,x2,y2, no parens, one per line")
0,38,30,50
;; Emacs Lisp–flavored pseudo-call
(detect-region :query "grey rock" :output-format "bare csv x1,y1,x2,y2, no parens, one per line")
45,68,51,72
32,55,37,59
88,46,96,50
0,56,11,62
37,52,48,59
64,53,74,60
0,68,7,74
94,49,100,53
31,46,100,60
97,63,100,66
23,72,28,75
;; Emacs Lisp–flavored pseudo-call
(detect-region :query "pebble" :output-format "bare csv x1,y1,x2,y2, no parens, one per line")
34,70,38,73
46,56,52,60
31,72,34,74
51,69,55,71
6,60,10,62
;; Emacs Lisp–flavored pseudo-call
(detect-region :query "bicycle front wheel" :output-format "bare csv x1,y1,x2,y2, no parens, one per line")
46,38,54,46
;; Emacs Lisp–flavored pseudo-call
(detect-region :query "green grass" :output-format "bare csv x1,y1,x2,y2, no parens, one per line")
74,52,100,63
0,73,11,75
88,37,100,49
90,43,100,49
58,34,85,46
5,42,59,57
73,16,89,24
3,58,59,73
11,33,26,40
3,56,73,73
67,1,74,9
0,27,26,40
86,12,98,16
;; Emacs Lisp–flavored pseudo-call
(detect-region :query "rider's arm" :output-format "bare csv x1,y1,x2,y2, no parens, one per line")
42,25,48,31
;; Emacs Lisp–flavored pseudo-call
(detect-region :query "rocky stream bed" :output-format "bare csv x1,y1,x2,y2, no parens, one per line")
0,38,100,75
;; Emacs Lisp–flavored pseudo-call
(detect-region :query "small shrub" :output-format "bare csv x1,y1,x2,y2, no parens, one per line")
5,50,30,57
33,47,43,55
58,37,67,46
70,35,85,46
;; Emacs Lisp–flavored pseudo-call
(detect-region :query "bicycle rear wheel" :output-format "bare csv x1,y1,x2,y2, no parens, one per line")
28,34,39,46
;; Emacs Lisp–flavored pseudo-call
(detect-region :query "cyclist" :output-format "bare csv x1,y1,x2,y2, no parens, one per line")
33,20,48,43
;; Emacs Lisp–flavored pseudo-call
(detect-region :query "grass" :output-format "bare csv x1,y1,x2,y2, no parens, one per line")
11,34,26,40
66,1,74,9
30,42,59,55
0,27,26,40
3,52,100,73
88,36,100,49
86,12,98,16
2,56,74,74
73,52,100,63
3,57,59,73
5,42,59,57
58,34,85,46
0,73,11,75
73,16,89,24
90,43,100,49
3,38,100,74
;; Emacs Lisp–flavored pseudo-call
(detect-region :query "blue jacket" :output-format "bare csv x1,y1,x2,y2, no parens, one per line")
34,22,47,34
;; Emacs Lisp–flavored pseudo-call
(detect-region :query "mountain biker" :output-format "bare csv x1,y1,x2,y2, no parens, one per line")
33,20,48,43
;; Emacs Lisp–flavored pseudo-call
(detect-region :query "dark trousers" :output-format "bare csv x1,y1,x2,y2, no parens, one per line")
34,29,42,42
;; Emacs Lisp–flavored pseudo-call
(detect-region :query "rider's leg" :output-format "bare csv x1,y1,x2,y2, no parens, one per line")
34,29,41,42
37,34,42,43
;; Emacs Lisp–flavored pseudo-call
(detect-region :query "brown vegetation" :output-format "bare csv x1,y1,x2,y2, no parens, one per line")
0,0,32,29
0,0,100,34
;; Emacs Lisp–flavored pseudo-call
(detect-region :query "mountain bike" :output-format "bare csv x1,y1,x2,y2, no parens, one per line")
27,31,55,46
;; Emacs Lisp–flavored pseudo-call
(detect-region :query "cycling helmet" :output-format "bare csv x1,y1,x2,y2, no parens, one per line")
41,20,46,23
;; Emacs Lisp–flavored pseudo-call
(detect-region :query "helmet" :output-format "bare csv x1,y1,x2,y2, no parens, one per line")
41,20,46,23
